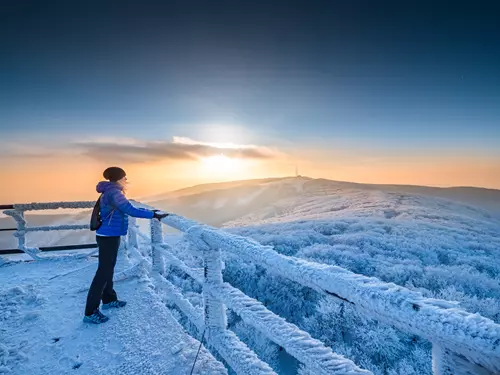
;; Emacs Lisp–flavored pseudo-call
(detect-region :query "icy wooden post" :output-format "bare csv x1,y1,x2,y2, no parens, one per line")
432,345,492,375
126,217,145,265
184,225,227,334
150,218,164,274
17,211,26,250
127,217,138,249
203,244,227,335
4,209,27,253
116,234,130,269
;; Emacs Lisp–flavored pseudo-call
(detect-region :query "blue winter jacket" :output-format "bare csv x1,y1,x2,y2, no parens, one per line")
95,181,154,236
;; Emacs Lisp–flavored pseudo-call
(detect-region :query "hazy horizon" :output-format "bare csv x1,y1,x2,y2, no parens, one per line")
2,173,500,205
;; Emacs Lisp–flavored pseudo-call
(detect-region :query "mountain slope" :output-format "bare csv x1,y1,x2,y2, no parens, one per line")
146,176,500,228
148,177,311,227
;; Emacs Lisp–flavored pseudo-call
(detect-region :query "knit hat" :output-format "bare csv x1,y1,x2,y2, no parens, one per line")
103,167,126,182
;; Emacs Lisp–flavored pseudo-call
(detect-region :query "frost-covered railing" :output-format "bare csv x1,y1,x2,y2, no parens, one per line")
1,201,97,259
146,212,500,375
132,205,371,375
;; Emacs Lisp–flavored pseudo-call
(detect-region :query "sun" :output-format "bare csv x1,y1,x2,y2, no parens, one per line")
201,154,240,174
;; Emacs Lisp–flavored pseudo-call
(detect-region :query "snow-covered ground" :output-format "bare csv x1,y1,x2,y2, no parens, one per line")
0,257,227,375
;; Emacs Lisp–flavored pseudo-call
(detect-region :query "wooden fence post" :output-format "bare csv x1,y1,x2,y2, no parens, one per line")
128,217,138,249
203,244,227,334
150,218,164,274
184,225,227,335
4,209,41,260
4,210,31,257
17,211,26,250
116,234,129,270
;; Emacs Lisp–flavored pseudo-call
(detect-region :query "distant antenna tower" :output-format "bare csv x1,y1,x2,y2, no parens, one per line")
295,164,299,177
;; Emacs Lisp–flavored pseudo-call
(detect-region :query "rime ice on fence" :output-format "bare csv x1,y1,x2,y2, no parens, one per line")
186,226,227,336
2,202,96,260
143,206,500,374
206,282,371,375
153,234,281,375
150,219,373,374
2,202,110,265
157,244,204,283
128,217,139,249
197,227,500,374
154,273,205,331
150,218,165,274
12,201,95,211
210,329,278,375
3,210,30,255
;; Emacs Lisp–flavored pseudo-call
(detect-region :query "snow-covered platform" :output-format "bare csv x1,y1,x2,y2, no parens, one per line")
0,257,227,375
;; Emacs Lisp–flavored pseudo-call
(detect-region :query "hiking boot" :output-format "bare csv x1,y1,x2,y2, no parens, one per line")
102,300,127,309
83,309,109,324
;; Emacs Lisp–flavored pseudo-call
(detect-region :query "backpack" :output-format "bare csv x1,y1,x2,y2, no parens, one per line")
90,194,103,231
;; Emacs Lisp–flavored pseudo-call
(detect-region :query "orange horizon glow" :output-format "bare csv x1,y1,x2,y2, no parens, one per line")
1,149,500,204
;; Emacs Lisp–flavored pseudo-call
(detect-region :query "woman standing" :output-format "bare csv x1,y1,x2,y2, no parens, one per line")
84,167,168,324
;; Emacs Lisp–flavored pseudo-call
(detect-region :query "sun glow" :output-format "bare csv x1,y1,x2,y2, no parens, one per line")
201,154,241,174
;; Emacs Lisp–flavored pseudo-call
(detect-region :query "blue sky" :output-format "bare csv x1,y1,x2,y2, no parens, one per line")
1,0,499,198
2,1,499,144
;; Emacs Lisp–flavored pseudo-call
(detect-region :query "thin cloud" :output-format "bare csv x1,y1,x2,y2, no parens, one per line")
1,152,56,159
76,138,280,163
0,144,61,159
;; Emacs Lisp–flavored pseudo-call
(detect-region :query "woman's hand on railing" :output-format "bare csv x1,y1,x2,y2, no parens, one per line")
152,210,169,220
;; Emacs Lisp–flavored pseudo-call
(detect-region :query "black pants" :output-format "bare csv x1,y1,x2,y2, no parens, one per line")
85,236,120,316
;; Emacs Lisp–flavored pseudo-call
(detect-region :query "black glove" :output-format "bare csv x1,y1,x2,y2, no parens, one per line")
153,210,169,220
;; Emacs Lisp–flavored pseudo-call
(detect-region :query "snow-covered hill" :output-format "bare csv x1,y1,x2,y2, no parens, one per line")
146,177,309,227
145,176,500,228
223,179,499,228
